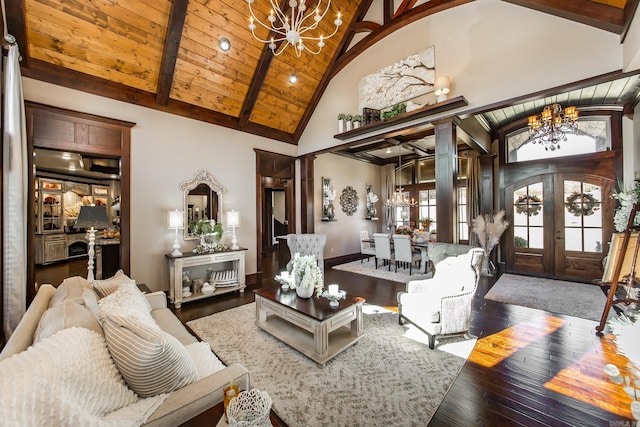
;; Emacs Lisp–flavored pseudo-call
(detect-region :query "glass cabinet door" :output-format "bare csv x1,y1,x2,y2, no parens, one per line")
40,179,64,234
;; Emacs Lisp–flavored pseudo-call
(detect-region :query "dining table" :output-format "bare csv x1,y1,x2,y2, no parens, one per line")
364,237,432,274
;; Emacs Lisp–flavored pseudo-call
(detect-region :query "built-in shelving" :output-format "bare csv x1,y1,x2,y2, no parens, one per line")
333,96,468,141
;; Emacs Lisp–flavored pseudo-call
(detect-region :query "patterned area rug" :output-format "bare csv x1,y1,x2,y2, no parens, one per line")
187,303,475,426
484,273,608,321
332,260,431,283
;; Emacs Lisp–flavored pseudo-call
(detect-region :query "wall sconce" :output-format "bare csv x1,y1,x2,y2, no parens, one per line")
168,209,184,256
75,205,111,282
434,76,450,102
227,210,240,250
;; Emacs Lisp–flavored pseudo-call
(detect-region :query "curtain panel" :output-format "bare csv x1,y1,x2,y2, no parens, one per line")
3,43,28,337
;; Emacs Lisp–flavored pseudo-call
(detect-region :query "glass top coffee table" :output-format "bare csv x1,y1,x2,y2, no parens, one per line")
254,287,365,366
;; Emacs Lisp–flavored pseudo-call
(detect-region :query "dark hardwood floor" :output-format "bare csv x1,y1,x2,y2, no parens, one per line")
172,245,633,426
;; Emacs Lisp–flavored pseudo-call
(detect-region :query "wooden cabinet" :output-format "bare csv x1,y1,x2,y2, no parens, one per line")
43,234,66,263
37,178,64,234
166,249,247,308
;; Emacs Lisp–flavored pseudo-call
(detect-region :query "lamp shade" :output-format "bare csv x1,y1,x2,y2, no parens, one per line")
168,209,184,229
227,210,240,227
75,205,111,229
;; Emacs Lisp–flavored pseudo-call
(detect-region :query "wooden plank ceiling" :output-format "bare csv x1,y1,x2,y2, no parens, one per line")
4,0,636,145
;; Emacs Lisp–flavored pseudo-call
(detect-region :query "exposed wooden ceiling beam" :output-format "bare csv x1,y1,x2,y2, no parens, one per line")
21,59,296,144
395,0,420,18
292,0,374,142
155,0,189,106
621,0,640,42
4,0,29,67
239,0,290,128
330,0,473,79
501,0,624,34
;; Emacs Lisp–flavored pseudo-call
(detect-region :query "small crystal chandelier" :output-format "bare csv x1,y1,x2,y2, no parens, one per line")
527,103,579,151
385,145,417,209
247,0,342,57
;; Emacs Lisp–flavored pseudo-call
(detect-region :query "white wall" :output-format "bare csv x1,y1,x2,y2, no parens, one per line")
299,0,622,155
23,78,297,292
314,154,381,258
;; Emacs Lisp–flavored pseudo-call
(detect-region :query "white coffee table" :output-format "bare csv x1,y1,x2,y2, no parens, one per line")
254,287,365,366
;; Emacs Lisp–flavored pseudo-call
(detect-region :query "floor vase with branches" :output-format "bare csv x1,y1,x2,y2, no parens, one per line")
472,211,510,276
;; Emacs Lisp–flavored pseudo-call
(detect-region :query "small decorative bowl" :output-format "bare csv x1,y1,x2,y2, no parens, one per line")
320,289,346,306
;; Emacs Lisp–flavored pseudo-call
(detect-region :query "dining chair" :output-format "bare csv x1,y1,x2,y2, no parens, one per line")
373,233,394,270
359,230,376,263
392,234,421,275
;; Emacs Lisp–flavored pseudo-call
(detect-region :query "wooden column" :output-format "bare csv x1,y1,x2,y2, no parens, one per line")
479,154,495,214
435,120,458,243
299,155,316,234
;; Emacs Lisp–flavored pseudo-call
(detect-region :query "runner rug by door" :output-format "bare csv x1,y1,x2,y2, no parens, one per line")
484,273,608,321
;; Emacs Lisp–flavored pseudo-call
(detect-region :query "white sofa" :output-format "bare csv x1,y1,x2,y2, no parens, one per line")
0,277,250,426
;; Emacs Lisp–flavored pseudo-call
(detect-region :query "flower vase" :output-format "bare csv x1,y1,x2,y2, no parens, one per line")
338,119,344,133
295,282,314,298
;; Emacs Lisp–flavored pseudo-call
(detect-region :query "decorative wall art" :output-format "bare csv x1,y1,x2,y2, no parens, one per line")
340,186,359,216
322,177,337,221
365,184,379,219
358,46,435,112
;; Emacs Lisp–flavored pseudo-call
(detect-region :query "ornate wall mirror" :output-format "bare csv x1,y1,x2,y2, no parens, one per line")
180,170,225,240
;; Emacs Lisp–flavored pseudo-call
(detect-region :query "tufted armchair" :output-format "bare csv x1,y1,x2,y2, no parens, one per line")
286,234,327,275
397,248,484,349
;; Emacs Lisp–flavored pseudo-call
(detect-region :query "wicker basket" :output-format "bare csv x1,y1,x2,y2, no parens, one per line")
227,389,272,427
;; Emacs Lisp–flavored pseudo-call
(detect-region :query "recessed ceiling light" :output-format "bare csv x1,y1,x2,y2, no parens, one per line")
385,148,392,154
61,152,72,159
219,38,231,52
288,73,298,84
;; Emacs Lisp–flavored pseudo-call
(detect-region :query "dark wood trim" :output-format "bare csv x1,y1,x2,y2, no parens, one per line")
434,119,458,243
334,96,468,140
155,0,189,106
292,0,373,143
621,0,640,42
329,0,473,79
25,102,134,302
395,0,419,17
21,59,297,145
501,0,624,34
383,0,395,23
299,155,316,233
3,0,29,67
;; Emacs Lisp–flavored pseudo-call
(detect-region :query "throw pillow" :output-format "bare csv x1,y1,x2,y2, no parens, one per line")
93,269,137,298
34,300,104,343
100,311,198,397
185,341,226,380
98,284,154,325
50,276,99,311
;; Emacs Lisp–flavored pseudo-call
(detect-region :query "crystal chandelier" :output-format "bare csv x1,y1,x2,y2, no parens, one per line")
527,103,579,151
247,0,342,57
385,145,417,209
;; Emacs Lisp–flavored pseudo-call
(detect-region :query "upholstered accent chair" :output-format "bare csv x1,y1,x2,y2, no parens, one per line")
397,247,484,349
360,230,376,263
392,234,421,274
373,233,394,270
286,234,327,275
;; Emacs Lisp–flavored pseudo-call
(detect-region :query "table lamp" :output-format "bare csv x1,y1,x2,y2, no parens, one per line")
227,210,240,250
168,209,184,256
75,205,111,282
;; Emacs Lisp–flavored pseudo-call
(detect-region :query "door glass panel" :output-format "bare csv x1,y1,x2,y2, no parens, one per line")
513,183,544,249
563,180,602,253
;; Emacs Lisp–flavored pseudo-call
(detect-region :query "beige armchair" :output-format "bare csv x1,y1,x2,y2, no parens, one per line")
397,248,484,349
286,234,326,275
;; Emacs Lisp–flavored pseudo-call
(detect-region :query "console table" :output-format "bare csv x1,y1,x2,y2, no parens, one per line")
166,249,247,308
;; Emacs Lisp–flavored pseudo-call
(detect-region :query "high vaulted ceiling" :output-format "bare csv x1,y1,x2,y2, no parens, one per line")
4,0,638,145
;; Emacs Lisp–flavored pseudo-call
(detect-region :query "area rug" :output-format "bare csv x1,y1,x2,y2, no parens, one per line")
332,260,431,283
484,274,608,321
187,303,475,426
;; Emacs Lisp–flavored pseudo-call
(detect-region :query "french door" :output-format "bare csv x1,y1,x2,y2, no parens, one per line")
505,173,614,282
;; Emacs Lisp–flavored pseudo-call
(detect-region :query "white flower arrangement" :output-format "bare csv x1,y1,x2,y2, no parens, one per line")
326,188,337,202
367,191,379,204
290,253,324,295
612,181,640,232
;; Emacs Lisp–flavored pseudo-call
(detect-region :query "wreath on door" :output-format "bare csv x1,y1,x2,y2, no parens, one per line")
565,191,600,216
514,194,542,216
